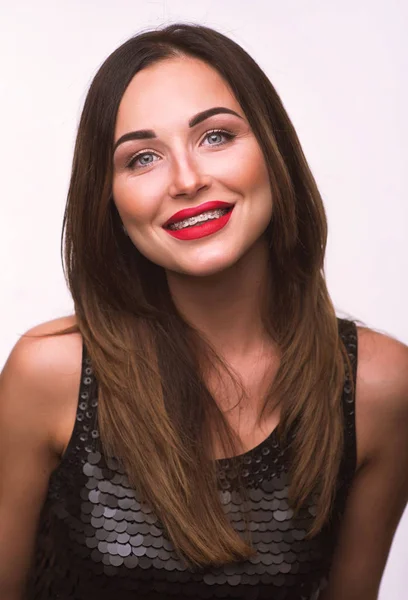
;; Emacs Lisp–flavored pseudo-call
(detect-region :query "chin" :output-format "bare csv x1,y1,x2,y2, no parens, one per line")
166,255,238,278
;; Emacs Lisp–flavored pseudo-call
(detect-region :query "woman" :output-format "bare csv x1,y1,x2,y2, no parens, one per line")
0,22,407,600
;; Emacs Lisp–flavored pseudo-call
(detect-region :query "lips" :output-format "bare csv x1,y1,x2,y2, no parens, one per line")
163,201,234,228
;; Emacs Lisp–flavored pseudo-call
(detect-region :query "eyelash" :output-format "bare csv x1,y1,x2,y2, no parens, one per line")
125,129,236,170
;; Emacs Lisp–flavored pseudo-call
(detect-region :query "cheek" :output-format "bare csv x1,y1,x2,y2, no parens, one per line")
112,177,160,224
222,142,270,195
241,149,270,193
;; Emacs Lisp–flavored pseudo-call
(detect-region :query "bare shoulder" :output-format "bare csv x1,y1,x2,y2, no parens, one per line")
1,314,82,392
0,314,83,458
322,328,408,597
356,325,408,413
355,325,408,468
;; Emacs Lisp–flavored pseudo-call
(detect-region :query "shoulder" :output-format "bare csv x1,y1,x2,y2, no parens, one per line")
322,326,408,596
355,325,408,469
1,315,82,394
0,315,83,459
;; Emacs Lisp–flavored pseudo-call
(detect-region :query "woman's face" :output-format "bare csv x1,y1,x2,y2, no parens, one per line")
112,56,273,277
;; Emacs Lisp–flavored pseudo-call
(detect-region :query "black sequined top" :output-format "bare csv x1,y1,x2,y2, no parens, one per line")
28,318,358,600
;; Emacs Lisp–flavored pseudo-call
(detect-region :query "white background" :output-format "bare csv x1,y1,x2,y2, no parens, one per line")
0,1,407,596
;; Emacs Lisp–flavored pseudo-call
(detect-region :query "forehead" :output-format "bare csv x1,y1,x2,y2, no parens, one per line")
114,56,241,137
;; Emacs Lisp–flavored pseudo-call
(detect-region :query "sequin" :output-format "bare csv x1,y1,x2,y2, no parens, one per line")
28,318,357,599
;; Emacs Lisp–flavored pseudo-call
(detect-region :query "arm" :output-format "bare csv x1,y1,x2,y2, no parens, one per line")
0,319,81,599
322,328,408,600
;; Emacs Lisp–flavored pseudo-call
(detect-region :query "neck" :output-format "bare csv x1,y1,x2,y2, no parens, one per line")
165,235,274,361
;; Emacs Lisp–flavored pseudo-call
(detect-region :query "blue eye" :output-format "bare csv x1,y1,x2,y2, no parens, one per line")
126,129,236,169
138,152,153,165
126,152,159,169
204,129,235,146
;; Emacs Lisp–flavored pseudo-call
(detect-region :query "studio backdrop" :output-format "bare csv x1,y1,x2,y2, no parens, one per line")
1,2,406,598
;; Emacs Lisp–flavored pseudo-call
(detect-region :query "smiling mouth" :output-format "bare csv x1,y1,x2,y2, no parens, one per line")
164,207,233,231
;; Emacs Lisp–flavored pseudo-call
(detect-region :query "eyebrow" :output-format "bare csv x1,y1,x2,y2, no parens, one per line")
113,106,243,153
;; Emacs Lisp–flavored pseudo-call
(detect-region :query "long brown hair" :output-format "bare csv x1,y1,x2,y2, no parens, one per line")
52,23,355,567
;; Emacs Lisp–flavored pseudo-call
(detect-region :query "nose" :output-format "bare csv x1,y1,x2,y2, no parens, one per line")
168,154,211,198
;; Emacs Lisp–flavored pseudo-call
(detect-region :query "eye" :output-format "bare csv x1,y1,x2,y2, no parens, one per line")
126,150,160,169
204,129,235,146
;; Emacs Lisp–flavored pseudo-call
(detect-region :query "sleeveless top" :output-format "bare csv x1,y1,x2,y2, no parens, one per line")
28,318,358,600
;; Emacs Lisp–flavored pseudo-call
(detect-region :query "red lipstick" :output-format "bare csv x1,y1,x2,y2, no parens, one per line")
163,202,234,241
163,201,234,228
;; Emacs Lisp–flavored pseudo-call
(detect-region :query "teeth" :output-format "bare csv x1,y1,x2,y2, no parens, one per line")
168,208,230,231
